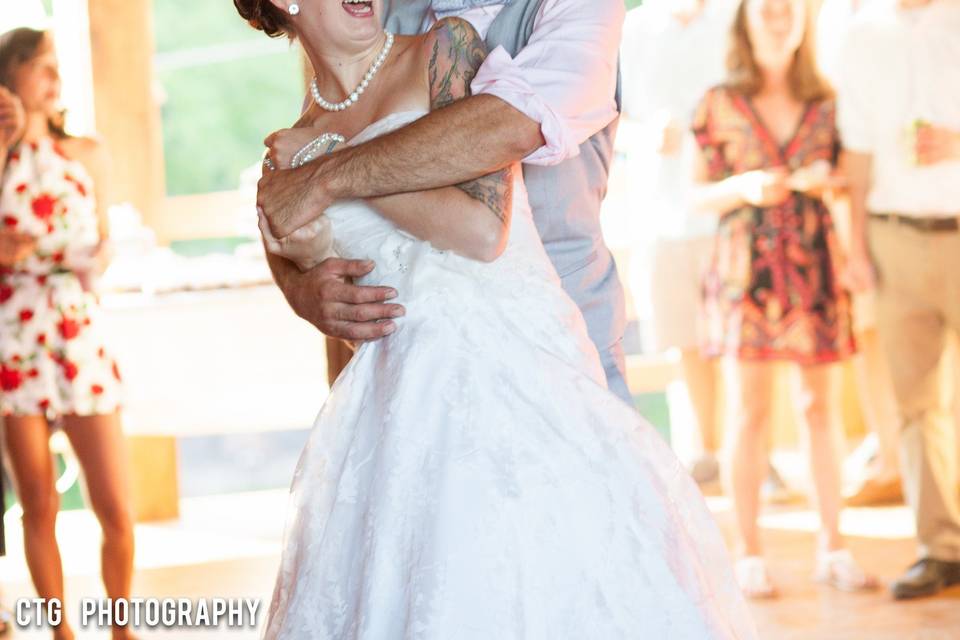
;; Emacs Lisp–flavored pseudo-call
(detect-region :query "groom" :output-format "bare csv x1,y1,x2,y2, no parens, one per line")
258,0,631,404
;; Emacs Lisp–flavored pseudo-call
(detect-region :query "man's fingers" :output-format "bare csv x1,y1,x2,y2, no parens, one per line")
323,320,397,342
272,213,314,239
333,282,399,305
331,301,404,323
319,257,377,278
257,208,283,253
256,174,273,204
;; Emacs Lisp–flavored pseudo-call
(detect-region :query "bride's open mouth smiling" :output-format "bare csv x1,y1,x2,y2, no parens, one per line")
342,0,374,18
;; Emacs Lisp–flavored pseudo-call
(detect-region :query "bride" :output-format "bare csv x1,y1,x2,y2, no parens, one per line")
235,0,757,638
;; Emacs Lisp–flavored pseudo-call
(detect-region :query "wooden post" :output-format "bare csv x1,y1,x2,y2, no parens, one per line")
86,0,165,230
86,1,178,521
127,435,180,522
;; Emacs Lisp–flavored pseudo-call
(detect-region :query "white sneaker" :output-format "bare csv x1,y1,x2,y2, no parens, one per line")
735,556,778,599
814,548,880,592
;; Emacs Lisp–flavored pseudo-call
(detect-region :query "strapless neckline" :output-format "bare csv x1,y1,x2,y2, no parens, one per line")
346,110,429,147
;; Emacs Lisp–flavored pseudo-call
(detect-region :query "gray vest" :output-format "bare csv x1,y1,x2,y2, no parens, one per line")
382,0,627,354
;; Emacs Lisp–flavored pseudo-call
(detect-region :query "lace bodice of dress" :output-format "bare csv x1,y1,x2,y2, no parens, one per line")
323,110,606,386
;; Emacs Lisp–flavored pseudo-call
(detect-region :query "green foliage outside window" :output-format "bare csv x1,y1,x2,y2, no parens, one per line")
153,0,643,196
154,0,304,196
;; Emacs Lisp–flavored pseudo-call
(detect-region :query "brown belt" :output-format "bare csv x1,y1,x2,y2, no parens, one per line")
871,212,959,233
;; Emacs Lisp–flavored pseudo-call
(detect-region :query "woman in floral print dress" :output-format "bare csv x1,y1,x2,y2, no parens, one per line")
689,0,873,600
0,28,135,640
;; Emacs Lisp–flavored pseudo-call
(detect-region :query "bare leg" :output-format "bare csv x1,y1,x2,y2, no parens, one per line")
62,413,136,640
724,360,775,557
4,416,75,640
681,348,720,453
796,363,845,551
851,328,901,480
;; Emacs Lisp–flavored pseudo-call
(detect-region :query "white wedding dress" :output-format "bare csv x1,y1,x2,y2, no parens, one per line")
263,111,757,640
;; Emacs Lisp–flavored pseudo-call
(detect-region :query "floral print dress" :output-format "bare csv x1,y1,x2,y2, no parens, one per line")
692,85,855,364
0,137,122,418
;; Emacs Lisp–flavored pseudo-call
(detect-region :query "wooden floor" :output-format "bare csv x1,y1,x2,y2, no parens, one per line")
707,497,960,640
2,491,959,639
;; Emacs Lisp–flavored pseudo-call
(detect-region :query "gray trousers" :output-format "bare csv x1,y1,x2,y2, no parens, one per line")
599,339,632,408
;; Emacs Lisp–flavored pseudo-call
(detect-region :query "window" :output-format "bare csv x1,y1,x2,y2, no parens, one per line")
153,0,305,196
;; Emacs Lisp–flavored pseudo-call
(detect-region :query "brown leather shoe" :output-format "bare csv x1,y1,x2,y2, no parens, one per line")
844,476,904,507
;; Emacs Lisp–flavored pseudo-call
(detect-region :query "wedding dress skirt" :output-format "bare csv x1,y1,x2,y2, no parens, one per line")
262,111,757,639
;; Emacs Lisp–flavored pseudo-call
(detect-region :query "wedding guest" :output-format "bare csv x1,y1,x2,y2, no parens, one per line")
816,0,903,509
838,0,960,600
816,0,867,84
691,0,877,598
0,423,9,638
0,28,135,640
620,0,738,485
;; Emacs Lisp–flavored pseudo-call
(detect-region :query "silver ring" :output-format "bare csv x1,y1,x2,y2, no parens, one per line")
263,155,276,172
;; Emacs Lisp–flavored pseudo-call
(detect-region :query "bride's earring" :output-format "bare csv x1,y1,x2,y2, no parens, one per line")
288,3,300,15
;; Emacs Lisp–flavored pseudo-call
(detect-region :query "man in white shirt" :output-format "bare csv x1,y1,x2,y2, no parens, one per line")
838,0,960,600
817,0,905,510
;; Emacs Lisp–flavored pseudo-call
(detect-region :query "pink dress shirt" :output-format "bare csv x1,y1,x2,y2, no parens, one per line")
432,0,624,166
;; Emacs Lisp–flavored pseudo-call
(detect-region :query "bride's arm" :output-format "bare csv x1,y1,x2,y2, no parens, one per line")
367,19,514,262
265,19,513,265
368,181,512,263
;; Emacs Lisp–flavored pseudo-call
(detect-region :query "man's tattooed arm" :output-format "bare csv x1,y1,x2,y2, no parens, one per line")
427,18,513,226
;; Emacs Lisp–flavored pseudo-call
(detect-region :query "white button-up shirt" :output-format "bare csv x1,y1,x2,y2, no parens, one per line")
431,0,624,167
817,0,865,86
836,0,960,216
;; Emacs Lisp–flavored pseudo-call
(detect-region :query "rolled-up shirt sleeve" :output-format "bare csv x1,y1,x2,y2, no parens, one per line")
470,0,624,166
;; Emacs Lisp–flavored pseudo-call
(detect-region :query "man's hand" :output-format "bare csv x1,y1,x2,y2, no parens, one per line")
915,123,960,166
840,245,877,294
277,257,405,342
0,87,25,150
258,159,334,239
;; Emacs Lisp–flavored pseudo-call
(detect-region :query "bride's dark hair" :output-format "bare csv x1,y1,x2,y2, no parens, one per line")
233,0,292,38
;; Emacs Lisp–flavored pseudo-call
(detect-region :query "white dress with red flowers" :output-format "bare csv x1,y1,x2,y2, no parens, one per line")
0,137,122,418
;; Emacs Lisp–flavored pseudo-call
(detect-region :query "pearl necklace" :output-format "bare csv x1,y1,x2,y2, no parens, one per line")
310,31,394,112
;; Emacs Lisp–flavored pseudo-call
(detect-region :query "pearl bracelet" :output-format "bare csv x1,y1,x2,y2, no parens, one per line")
291,133,346,169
